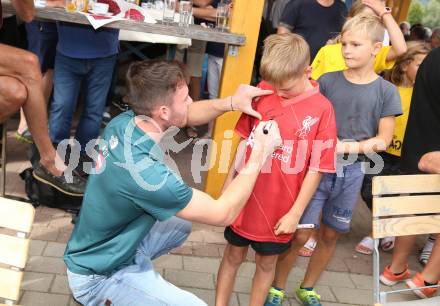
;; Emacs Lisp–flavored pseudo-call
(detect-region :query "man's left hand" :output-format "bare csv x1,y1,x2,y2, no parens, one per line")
231,84,273,120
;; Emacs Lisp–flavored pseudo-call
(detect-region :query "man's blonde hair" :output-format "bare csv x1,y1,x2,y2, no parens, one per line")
260,33,310,86
341,14,385,43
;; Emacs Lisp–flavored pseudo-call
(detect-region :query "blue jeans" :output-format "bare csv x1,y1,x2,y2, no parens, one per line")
67,217,207,306
49,52,117,152
299,162,365,233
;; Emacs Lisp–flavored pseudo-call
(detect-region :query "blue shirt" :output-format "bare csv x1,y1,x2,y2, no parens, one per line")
57,22,119,59
64,111,193,275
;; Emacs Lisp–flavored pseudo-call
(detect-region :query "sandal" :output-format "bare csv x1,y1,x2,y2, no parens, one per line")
299,237,317,257
356,236,374,255
380,237,395,252
186,126,198,138
15,129,33,144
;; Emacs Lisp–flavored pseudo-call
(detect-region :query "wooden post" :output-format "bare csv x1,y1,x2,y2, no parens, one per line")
204,0,264,198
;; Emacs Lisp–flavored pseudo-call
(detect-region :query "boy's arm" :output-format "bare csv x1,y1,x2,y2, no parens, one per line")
177,122,282,226
363,0,407,61
337,116,395,154
193,6,216,22
274,171,322,235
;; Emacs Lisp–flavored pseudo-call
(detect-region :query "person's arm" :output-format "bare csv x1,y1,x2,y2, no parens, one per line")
362,0,407,61
418,152,440,174
192,6,216,22
11,0,35,22
337,116,395,154
176,121,282,225
193,0,212,8
186,84,272,126
274,171,322,235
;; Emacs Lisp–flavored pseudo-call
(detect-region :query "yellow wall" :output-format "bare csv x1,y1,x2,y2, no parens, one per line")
204,0,264,198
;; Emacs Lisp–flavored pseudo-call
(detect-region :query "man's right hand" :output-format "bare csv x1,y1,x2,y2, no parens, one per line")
251,120,282,162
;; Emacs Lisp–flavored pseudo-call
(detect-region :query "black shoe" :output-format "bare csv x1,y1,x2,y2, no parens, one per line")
32,163,86,197
112,99,130,112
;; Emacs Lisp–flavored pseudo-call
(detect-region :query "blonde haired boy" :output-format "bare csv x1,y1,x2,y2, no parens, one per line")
215,33,337,306
267,15,403,306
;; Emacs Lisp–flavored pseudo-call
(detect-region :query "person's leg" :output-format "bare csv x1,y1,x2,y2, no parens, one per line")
272,229,313,289
388,235,418,273
298,163,364,303
0,44,64,174
75,55,117,152
251,253,279,306
48,52,83,147
420,233,440,283
216,243,248,306
271,176,330,291
0,75,27,122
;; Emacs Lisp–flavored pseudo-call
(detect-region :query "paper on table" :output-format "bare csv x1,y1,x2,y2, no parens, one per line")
82,0,156,29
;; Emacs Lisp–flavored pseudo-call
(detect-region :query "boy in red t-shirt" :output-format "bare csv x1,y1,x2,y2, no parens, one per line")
215,33,337,306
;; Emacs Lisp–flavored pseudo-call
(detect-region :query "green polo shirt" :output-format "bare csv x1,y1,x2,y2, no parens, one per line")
64,111,193,275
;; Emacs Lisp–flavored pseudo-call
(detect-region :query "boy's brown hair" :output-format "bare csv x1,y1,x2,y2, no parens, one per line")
341,14,385,43
260,33,310,86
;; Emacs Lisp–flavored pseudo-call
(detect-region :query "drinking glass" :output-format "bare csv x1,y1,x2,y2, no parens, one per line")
65,0,77,12
179,0,192,27
163,0,176,24
216,2,230,32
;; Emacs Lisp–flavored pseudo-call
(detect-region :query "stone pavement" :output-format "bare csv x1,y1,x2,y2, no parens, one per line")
2,128,430,306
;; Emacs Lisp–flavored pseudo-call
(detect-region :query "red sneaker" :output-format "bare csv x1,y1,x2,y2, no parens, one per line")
406,273,440,299
380,265,411,286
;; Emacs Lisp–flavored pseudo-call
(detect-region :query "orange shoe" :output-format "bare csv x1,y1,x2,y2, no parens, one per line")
406,273,440,299
380,265,411,286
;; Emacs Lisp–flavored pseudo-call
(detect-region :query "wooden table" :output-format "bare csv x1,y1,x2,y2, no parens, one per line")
2,1,246,46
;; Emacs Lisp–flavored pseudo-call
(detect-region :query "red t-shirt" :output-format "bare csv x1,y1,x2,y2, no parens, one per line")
231,80,337,243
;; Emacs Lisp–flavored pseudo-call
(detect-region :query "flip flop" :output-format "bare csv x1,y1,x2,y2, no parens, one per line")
15,129,33,144
299,237,317,257
355,236,374,255
380,237,395,252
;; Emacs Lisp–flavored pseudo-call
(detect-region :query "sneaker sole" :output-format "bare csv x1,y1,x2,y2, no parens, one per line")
295,295,321,306
406,280,431,299
33,172,84,197
379,274,411,286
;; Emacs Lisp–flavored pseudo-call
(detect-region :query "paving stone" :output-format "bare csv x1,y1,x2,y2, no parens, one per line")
237,262,256,278
350,274,374,290
153,254,183,269
316,271,356,288
202,231,226,244
287,298,302,305
57,228,73,243
51,275,71,294
29,240,47,256
193,244,221,257
327,256,350,272
171,245,193,255
164,269,215,289
187,230,205,242
344,257,373,275
286,266,307,282
20,291,70,306
44,242,67,257
323,302,355,306
48,217,74,228
26,256,67,274
22,272,54,292
183,256,220,274
30,225,59,241
182,287,239,306
314,285,337,302
232,276,252,293
332,287,373,305
69,297,82,306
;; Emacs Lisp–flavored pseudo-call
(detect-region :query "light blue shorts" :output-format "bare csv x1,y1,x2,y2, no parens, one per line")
67,217,207,306
299,162,365,233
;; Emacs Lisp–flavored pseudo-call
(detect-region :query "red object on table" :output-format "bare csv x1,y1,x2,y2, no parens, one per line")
124,8,144,21
97,0,120,14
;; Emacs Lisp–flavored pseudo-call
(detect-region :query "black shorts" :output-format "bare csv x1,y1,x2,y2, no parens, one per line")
224,226,291,256
25,21,58,73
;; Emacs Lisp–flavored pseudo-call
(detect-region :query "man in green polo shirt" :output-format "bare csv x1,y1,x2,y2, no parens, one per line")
64,59,281,306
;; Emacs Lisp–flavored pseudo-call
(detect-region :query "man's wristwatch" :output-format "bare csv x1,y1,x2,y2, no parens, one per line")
380,7,392,19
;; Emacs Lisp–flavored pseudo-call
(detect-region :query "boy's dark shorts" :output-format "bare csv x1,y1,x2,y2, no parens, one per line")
224,226,291,256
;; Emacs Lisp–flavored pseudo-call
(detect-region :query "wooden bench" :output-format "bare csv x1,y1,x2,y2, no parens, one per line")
372,174,440,305
0,197,35,305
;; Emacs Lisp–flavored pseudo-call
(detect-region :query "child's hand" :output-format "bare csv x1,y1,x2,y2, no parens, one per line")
362,0,386,17
274,213,299,236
